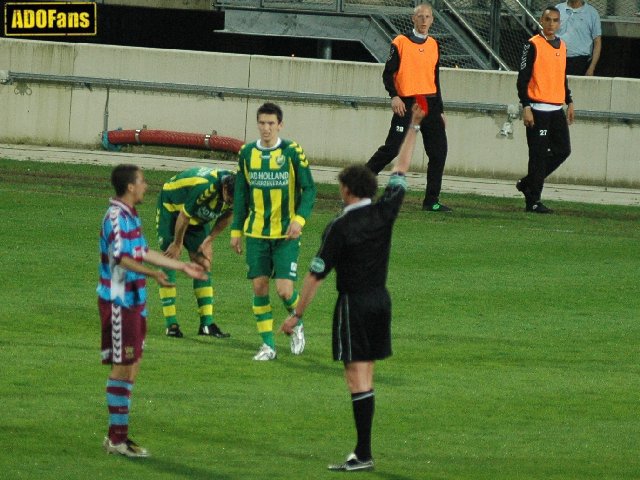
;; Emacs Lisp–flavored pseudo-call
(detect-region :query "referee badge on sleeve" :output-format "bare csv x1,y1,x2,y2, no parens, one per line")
310,257,326,274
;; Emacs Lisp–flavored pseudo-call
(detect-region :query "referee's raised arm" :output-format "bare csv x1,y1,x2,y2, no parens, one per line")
392,102,426,175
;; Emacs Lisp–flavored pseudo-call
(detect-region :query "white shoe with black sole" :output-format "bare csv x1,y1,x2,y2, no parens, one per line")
328,453,374,471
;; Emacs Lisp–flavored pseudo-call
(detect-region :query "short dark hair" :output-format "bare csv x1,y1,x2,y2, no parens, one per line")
257,102,283,123
338,165,378,199
542,5,560,15
222,172,236,198
111,164,140,197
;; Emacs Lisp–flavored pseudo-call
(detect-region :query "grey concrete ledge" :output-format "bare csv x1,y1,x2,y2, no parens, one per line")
1,143,639,207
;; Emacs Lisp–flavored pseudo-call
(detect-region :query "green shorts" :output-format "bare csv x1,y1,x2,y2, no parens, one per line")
156,207,210,252
245,236,300,280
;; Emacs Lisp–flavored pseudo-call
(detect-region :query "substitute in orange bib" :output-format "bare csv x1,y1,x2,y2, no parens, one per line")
365,2,450,213
516,6,575,214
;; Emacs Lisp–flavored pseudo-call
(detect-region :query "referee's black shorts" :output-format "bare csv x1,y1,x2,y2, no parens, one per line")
332,287,392,363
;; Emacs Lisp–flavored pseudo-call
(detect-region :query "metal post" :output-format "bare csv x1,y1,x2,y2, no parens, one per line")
337,0,344,13
514,0,541,31
103,87,110,133
489,0,501,69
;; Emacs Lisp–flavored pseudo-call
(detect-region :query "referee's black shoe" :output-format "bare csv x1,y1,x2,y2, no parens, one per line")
328,453,374,472
198,323,230,338
422,201,452,212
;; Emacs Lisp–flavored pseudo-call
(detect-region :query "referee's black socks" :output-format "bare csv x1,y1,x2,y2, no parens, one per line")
351,389,375,461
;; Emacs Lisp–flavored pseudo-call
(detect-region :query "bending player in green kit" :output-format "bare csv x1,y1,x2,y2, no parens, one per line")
156,167,235,338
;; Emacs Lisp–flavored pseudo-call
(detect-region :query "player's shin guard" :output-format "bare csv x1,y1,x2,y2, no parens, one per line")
106,378,133,444
193,273,214,327
253,295,274,349
352,389,375,461
283,289,303,327
159,269,177,328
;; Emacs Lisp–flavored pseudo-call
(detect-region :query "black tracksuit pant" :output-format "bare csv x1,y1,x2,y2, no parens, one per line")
366,96,448,206
566,56,591,76
521,108,571,203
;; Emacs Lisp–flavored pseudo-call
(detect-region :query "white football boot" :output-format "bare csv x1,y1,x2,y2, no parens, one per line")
290,324,305,355
253,343,277,361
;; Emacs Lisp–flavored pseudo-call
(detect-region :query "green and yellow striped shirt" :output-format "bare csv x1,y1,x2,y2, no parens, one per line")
159,167,232,225
231,139,316,239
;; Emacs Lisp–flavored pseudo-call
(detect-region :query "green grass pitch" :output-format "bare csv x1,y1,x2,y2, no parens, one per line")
0,158,638,479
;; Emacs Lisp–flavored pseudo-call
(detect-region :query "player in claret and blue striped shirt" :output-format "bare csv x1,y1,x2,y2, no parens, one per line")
98,164,206,458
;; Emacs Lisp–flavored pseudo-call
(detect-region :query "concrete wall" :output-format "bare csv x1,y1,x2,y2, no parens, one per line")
1,38,638,187
440,69,640,187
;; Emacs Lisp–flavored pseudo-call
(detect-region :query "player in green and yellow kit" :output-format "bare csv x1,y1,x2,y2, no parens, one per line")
156,167,235,338
230,102,316,360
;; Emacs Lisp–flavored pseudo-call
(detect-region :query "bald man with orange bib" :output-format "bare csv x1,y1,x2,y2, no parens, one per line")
516,6,575,214
366,2,450,213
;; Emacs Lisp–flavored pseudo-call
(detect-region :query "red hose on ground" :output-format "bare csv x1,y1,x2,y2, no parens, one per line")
103,129,243,154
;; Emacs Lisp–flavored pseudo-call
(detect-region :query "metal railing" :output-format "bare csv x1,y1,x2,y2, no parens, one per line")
214,0,640,18
438,0,510,70
213,0,640,71
434,0,540,71
511,0,541,30
214,1,419,14
3,70,639,123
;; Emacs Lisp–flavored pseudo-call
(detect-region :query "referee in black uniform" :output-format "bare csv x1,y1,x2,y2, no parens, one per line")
280,103,426,472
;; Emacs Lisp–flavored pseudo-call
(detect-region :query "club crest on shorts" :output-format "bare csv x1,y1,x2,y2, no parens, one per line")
125,346,135,360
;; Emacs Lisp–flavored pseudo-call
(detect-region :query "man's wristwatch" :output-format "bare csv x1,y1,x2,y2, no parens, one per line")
410,124,420,131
